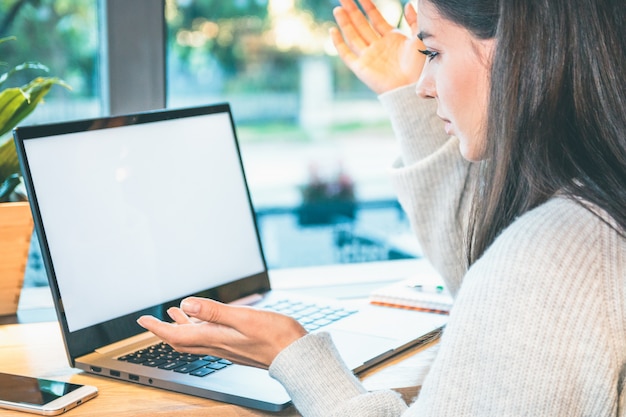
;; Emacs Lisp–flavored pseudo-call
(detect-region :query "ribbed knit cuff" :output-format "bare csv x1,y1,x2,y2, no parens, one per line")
269,332,367,417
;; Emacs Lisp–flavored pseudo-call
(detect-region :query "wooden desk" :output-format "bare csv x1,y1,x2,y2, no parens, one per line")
0,320,437,416
1,260,440,415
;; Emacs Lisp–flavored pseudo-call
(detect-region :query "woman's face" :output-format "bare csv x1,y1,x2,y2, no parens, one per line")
416,0,495,161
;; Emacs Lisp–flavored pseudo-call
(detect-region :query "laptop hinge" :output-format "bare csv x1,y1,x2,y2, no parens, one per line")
229,293,264,306
95,331,157,355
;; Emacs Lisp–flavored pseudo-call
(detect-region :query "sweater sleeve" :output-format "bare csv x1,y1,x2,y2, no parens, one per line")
267,85,459,417
407,197,626,416
379,84,472,296
269,84,626,416
270,198,626,417
269,332,409,417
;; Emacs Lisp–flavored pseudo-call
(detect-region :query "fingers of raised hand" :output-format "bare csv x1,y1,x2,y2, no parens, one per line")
337,0,387,45
404,2,419,36
356,0,395,35
333,6,371,54
330,26,358,69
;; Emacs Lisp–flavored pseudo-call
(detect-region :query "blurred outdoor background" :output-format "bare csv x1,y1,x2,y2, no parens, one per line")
0,0,421,287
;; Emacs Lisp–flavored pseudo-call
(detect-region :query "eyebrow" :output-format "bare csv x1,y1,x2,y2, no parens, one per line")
417,31,432,41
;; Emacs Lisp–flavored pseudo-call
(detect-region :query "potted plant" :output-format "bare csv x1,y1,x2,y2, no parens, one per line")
0,36,69,315
297,161,357,226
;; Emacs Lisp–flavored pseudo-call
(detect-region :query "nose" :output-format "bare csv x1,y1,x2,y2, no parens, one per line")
416,63,436,99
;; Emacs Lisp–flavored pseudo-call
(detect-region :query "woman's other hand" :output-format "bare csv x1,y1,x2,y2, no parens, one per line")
330,0,425,94
137,297,308,369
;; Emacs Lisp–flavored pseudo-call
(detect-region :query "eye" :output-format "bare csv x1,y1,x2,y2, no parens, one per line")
418,48,439,62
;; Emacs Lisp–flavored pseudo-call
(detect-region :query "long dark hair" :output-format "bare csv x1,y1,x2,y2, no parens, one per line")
428,0,626,264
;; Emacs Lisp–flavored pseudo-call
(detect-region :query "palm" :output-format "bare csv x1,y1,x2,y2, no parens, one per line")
348,30,424,94
331,0,425,94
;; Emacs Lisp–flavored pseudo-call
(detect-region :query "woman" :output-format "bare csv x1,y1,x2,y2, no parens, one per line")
139,0,626,414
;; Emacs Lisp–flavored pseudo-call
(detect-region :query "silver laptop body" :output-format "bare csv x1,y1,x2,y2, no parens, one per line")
13,104,446,412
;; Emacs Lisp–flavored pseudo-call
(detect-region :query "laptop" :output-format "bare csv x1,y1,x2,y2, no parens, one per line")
13,103,447,412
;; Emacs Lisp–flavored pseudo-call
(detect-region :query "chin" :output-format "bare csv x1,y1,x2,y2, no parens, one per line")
457,136,485,162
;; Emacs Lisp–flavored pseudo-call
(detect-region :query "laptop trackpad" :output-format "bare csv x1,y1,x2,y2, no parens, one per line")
326,329,397,371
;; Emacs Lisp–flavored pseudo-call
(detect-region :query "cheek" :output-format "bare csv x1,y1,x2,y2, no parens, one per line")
442,66,489,161
437,67,474,129
458,103,488,161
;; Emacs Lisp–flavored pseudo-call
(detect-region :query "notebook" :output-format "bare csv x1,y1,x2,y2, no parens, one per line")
369,263,453,314
12,103,447,412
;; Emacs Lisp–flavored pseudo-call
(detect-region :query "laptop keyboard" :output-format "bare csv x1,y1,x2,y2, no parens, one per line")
117,300,356,378
117,342,233,377
261,299,358,332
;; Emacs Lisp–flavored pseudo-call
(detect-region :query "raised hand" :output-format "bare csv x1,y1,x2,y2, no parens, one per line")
330,0,425,94
137,297,307,369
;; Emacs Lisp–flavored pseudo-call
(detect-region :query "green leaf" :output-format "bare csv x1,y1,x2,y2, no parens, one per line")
0,77,71,137
0,62,50,89
0,36,72,188
0,139,20,186
0,88,30,137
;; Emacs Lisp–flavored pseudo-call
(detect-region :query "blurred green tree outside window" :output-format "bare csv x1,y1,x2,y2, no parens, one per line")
0,0,100,125
3,0,417,275
165,0,418,268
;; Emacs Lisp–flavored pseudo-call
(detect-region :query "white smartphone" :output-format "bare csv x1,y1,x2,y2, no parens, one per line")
0,372,98,415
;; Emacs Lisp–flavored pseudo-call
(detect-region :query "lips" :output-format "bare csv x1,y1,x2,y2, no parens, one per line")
437,114,453,135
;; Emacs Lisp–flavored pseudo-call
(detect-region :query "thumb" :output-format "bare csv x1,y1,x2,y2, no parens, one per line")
180,297,244,328
180,297,201,314
180,297,218,318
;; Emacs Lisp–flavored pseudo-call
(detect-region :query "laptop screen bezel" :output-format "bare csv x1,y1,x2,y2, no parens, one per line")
13,103,272,362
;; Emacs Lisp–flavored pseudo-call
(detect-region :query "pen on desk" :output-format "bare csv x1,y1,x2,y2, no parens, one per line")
406,283,445,293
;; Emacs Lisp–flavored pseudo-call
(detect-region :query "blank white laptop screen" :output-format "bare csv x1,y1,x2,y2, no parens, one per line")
23,111,265,331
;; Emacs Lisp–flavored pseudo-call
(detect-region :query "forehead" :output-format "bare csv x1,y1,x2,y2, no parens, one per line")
417,0,476,44
417,0,451,40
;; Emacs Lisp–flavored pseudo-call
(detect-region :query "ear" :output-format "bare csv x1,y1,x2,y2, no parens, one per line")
477,38,496,68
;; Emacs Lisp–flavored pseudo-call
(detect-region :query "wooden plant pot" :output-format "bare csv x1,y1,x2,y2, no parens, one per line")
0,202,33,316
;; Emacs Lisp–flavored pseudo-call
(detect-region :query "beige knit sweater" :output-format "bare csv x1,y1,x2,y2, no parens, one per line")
269,85,626,416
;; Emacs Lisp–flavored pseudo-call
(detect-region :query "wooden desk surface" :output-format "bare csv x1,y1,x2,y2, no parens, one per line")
0,320,438,416
1,260,440,415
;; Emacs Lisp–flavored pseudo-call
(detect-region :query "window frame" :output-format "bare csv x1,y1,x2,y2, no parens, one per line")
99,0,166,115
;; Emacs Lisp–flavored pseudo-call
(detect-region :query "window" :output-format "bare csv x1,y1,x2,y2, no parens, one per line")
166,0,419,269
14,0,419,291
